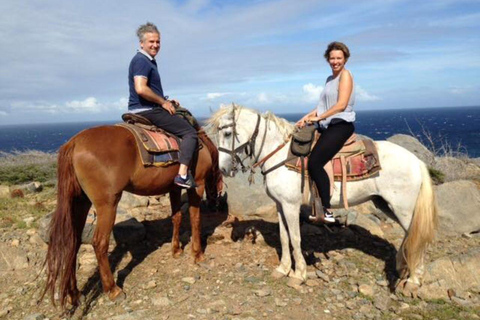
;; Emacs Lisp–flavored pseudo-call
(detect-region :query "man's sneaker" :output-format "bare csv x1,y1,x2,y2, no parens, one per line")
323,208,335,223
174,173,197,189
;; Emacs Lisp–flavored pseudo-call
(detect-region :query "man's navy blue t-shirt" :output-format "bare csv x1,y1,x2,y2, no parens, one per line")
128,52,164,110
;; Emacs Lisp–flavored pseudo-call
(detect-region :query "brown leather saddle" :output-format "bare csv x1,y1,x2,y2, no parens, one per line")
117,113,180,167
286,133,382,209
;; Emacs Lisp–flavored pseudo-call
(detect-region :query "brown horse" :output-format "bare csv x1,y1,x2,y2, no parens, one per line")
42,124,221,309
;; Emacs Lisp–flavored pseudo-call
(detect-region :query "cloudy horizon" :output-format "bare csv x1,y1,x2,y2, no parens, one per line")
0,0,479,125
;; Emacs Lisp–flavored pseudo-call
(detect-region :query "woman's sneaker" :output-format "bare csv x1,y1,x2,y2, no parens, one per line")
323,208,335,223
174,172,197,189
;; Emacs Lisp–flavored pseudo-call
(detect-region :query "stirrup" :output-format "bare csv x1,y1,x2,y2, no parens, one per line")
309,198,325,224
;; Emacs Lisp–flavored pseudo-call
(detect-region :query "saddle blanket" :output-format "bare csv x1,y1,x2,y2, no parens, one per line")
286,138,381,181
116,123,180,167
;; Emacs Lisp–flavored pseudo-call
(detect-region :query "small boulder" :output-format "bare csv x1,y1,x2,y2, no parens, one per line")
433,157,480,182
435,180,480,237
418,247,480,300
18,181,43,194
387,134,434,166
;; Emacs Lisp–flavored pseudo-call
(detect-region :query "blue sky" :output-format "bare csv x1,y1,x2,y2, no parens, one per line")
0,0,479,125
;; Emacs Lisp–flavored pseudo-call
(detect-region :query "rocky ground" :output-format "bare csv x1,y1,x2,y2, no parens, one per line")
1,186,479,320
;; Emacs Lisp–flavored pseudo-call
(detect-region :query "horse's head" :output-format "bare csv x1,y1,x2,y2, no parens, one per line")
208,104,261,177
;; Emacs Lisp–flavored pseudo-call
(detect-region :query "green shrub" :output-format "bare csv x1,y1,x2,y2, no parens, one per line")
0,150,57,185
428,167,445,185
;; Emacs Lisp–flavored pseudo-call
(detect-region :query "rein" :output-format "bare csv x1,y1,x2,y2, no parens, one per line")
217,111,262,175
218,106,292,183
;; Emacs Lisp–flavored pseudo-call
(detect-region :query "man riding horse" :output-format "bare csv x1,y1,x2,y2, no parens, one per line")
128,22,197,189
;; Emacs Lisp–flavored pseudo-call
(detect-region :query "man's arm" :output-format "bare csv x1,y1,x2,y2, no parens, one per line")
134,76,175,115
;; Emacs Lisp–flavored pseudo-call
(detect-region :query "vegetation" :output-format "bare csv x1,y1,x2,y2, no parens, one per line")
428,167,445,185
0,150,57,185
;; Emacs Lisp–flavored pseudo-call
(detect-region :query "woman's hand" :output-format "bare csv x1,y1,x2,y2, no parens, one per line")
295,117,308,128
306,116,321,123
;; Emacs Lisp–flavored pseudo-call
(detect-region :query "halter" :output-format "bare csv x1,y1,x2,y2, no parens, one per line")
217,107,262,175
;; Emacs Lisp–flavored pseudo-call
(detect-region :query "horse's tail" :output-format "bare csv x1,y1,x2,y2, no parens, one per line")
41,140,83,308
398,162,438,279
198,130,223,208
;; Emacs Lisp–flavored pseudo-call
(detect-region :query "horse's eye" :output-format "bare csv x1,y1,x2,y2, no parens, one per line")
224,131,232,138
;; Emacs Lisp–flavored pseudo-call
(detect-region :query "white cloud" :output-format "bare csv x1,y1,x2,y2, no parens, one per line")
449,86,477,95
12,97,127,115
302,83,323,103
257,93,270,104
356,86,381,102
0,111,7,116
206,93,228,100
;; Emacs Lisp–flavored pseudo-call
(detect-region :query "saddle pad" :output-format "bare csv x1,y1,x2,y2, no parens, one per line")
116,123,179,167
285,139,381,182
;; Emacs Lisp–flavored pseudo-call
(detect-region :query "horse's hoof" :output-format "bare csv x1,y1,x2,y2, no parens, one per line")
286,277,304,289
396,279,419,299
172,248,184,259
66,292,81,307
271,269,287,280
194,253,205,264
108,286,126,302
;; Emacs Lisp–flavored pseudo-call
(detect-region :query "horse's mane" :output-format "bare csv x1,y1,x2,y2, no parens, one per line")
206,104,295,140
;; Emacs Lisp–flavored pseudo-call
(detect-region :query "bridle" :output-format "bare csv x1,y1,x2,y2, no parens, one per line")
217,107,262,175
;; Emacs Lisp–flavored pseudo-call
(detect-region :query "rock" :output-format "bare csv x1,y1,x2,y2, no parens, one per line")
274,298,287,307
316,270,330,283
433,156,480,182
144,280,156,289
18,181,43,194
0,185,10,198
373,295,390,311
38,213,146,245
350,213,384,238
253,288,271,297
358,284,375,297
182,277,196,285
118,192,150,209
387,134,434,166
435,180,480,237
29,233,46,247
151,295,172,307
11,239,20,247
12,253,29,270
418,247,480,300
222,171,276,221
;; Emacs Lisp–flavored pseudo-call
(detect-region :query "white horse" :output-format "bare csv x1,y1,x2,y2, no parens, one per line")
208,104,438,296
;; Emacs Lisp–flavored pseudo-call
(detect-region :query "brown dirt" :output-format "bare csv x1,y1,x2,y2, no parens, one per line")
0,191,479,320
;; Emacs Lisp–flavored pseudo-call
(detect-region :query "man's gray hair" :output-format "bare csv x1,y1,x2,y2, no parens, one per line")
136,22,160,41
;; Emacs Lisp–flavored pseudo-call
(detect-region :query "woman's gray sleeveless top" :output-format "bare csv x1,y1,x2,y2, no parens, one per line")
316,70,356,129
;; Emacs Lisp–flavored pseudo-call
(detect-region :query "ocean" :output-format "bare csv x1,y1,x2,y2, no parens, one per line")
0,106,479,158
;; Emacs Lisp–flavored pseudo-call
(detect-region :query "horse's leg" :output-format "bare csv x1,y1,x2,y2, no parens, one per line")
271,202,292,279
92,201,125,302
170,189,183,258
187,184,205,263
67,195,92,305
282,202,307,286
381,164,437,297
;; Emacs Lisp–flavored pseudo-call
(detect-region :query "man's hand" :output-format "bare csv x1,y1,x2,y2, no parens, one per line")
162,100,176,115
